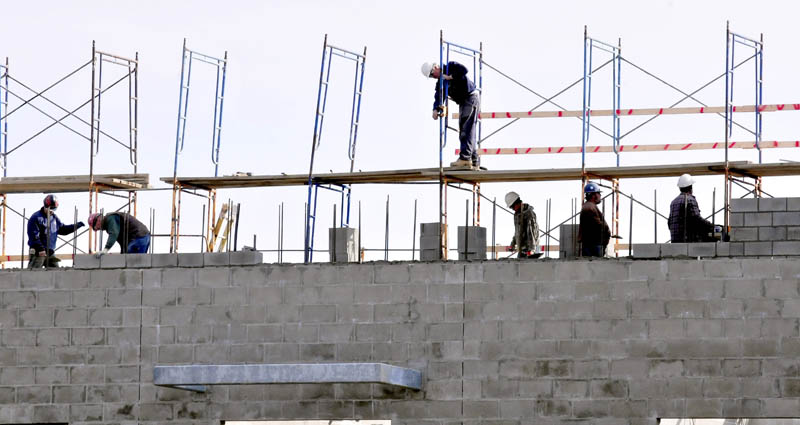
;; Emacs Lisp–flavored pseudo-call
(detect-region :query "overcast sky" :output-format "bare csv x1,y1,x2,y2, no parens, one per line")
1,0,798,262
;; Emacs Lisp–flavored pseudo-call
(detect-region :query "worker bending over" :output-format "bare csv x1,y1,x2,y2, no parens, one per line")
579,182,611,257
506,191,540,259
668,174,716,243
88,212,151,256
421,61,482,169
27,194,84,269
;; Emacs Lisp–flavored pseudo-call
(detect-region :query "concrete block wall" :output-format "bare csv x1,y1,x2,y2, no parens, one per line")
1,259,800,424
730,197,800,256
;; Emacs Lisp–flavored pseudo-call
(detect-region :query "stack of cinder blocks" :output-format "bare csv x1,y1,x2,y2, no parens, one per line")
457,226,486,260
559,224,579,259
419,222,444,261
328,227,359,262
729,197,800,256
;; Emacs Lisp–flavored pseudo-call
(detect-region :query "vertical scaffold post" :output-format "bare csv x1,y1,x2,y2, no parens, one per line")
438,30,446,261
304,35,367,262
0,57,8,176
724,22,731,233
88,41,97,253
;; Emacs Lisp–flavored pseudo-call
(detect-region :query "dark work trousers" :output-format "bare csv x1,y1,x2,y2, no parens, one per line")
581,245,605,258
458,91,480,164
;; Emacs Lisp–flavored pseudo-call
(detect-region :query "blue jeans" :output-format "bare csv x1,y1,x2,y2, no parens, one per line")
126,234,151,254
582,245,605,257
459,91,480,163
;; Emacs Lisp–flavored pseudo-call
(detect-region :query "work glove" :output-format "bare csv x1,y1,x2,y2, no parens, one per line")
95,247,110,259
76,222,85,229
431,110,439,120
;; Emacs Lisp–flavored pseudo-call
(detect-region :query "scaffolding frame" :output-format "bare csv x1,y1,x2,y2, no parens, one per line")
169,39,228,253
0,41,142,262
304,34,366,263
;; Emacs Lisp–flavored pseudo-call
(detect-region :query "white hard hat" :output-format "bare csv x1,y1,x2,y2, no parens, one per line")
677,173,695,188
505,191,520,208
420,62,435,78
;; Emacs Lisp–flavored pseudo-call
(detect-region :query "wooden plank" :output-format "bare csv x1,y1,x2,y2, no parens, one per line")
156,161,800,189
0,174,149,193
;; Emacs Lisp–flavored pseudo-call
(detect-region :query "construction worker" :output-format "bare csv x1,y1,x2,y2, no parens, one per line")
27,194,84,269
88,212,150,256
421,61,481,169
505,191,540,259
668,174,716,242
579,182,611,257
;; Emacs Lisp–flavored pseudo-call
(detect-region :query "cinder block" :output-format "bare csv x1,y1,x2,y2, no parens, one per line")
773,241,800,256
731,198,759,213
759,197,787,212
230,250,263,265
788,198,800,211
788,227,800,240
73,255,100,269
559,224,579,259
177,253,203,268
203,252,229,266
125,254,151,268
688,242,716,257
632,244,660,259
759,226,787,241
731,227,758,241
420,222,444,234
420,249,442,261
151,253,178,268
458,226,486,260
661,243,688,257
729,213,744,227
715,242,744,257
773,212,800,226
744,241,772,256
420,235,440,249
744,212,772,227
328,228,358,263
100,254,126,269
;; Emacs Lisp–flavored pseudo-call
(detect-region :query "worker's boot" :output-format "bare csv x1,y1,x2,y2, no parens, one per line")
449,158,472,168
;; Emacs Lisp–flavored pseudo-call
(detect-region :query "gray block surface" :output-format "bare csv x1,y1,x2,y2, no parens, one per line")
715,242,744,257
758,197,787,212
177,253,204,268
660,243,688,257
632,244,660,259
100,254,125,269
73,254,99,269
744,241,772,256
687,242,716,257
773,241,800,256
152,253,178,268
230,250,264,266
203,252,230,266
730,198,758,213
125,254,151,268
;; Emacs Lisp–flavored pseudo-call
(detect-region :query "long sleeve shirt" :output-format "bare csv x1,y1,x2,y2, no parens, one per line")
510,203,540,253
102,212,150,252
668,192,714,242
578,200,611,247
433,61,476,110
27,208,79,252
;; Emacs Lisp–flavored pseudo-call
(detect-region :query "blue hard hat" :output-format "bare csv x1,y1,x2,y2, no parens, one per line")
584,182,601,194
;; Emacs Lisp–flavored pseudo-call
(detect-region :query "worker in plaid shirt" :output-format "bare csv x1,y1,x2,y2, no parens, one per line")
668,174,715,243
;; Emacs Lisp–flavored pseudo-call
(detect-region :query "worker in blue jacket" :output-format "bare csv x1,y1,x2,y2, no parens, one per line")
421,61,482,169
27,194,84,269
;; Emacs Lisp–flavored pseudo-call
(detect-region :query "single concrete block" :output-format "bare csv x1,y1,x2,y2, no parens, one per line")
731,198,759,213
661,243,688,258
632,244,660,259
419,235,440,250
203,252,230,266
100,254,126,269
458,226,486,260
730,227,758,242
773,241,800,256
773,212,800,226
559,224,579,259
152,253,178,268
688,242,716,257
328,228,358,263
744,212,772,227
420,222,444,234
230,250,263,266
788,198,800,211
759,226,787,241
715,242,744,257
788,227,800,240
420,249,442,262
744,241,772,256
759,197,787,212
125,254,151,268
177,253,204,268
729,213,744,227
73,254,100,269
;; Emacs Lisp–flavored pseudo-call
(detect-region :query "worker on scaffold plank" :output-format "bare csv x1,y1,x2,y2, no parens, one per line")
88,212,151,257
27,194,84,269
668,174,718,243
579,182,611,258
505,191,541,259
421,61,482,169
